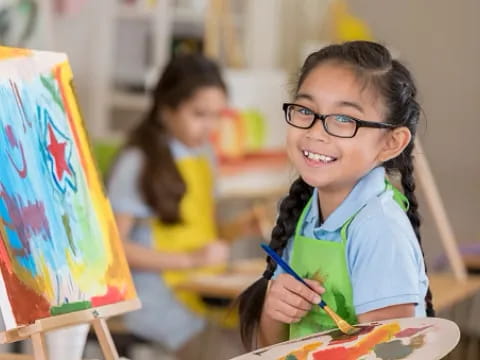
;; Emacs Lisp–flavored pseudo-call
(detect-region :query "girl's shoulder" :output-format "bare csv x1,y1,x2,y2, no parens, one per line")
347,190,417,245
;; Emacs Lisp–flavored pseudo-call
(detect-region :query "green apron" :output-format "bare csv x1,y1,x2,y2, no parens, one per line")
289,180,408,339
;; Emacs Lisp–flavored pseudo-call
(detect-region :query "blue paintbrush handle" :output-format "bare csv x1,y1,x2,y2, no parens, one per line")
261,243,327,308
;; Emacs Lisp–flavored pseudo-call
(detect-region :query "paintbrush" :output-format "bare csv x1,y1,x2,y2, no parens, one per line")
261,243,360,335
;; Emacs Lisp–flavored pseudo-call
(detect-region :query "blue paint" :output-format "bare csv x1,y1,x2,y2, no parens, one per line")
18,254,37,275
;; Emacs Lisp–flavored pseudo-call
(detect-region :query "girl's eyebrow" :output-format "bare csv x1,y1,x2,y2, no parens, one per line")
295,93,365,114
337,100,364,114
295,93,314,101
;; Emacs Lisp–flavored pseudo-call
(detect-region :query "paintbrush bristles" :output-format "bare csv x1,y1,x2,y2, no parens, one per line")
322,305,360,335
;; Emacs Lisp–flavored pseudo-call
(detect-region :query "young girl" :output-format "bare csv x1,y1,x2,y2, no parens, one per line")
107,54,230,359
238,41,433,349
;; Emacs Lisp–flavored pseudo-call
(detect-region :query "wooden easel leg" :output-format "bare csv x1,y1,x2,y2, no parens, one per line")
414,140,467,281
31,332,48,360
92,318,119,360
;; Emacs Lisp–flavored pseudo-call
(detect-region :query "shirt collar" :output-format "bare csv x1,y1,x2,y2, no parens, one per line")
306,167,387,232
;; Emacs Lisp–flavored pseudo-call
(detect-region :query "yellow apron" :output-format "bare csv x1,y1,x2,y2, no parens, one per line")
153,156,235,326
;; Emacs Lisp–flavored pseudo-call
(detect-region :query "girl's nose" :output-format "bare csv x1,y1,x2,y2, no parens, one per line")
305,119,330,142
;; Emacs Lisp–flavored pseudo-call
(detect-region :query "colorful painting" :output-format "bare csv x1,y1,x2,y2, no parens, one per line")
230,317,460,360
0,46,136,329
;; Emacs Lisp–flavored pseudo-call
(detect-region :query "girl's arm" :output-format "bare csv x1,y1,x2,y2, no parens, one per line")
357,303,415,323
115,212,228,271
258,304,289,347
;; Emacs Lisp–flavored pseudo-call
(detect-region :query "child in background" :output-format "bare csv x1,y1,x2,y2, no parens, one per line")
239,41,433,349
107,54,231,359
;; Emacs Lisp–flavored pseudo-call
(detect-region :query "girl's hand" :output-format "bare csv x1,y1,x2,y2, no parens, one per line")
263,273,325,324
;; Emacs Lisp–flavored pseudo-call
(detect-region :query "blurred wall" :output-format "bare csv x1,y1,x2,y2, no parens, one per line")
47,0,480,267
348,0,480,264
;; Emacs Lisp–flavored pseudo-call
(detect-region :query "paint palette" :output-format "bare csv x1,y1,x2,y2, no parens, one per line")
230,317,460,360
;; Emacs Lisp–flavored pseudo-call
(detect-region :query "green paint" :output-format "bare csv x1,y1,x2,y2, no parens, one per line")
62,214,76,256
50,300,91,315
332,287,351,321
285,355,298,360
40,74,64,112
373,340,413,359
72,194,106,267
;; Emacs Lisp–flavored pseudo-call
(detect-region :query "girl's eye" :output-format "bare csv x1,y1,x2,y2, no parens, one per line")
333,114,355,123
297,106,313,116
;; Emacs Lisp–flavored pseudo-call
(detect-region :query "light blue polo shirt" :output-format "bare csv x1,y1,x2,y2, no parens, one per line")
274,166,428,317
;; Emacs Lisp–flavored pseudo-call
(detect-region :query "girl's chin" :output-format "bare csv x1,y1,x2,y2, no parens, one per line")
299,174,330,189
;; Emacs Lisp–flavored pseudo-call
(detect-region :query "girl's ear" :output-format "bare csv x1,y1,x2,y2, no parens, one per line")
377,127,412,163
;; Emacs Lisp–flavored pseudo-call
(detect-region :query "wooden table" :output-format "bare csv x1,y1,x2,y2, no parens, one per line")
463,254,480,273
430,272,480,311
0,355,32,360
178,259,480,313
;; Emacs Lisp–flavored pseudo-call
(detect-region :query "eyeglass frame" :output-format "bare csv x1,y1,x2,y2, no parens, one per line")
282,103,397,138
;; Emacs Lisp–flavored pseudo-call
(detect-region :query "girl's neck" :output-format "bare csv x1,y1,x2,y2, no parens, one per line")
316,185,353,221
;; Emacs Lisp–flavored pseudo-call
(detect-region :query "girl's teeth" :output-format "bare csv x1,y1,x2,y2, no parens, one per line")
303,150,335,162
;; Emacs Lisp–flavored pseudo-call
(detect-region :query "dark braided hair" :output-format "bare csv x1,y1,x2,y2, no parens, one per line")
238,41,434,349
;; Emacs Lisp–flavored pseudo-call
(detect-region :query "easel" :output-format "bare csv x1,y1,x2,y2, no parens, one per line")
0,298,140,360
414,141,467,281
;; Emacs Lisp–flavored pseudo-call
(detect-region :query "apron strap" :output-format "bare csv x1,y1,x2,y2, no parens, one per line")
385,179,409,211
294,196,313,236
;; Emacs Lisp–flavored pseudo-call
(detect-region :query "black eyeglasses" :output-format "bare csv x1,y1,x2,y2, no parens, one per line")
282,103,396,138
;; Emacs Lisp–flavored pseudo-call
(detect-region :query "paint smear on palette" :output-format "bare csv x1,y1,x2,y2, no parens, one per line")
374,334,426,360
327,324,377,345
277,342,322,360
312,322,400,360
394,325,432,338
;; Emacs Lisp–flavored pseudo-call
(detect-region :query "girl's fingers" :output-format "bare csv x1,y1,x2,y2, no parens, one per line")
271,309,302,324
304,279,325,294
283,287,314,311
280,275,323,304
266,300,306,324
269,279,312,311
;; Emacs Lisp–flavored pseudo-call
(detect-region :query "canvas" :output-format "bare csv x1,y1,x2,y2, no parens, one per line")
231,317,460,360
0,46,136,329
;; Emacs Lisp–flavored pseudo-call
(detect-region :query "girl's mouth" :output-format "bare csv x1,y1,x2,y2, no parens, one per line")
302,150,338,164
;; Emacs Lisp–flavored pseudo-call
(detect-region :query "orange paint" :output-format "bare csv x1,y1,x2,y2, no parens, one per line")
0,261,50,326
313,322,401,360
349,322,400,358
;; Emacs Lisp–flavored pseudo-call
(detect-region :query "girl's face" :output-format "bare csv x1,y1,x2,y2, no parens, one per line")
164,86,227,148
287,62,392,194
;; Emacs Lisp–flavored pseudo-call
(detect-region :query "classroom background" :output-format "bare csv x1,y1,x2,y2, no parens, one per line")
0,0,479,359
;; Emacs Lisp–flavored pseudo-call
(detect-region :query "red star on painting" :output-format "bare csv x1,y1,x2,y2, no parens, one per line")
47,124,72,181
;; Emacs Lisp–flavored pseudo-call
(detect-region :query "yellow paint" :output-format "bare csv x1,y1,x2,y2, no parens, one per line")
65,251,105,295
278,341,323,360
37,255,54,301
0,46,33,60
